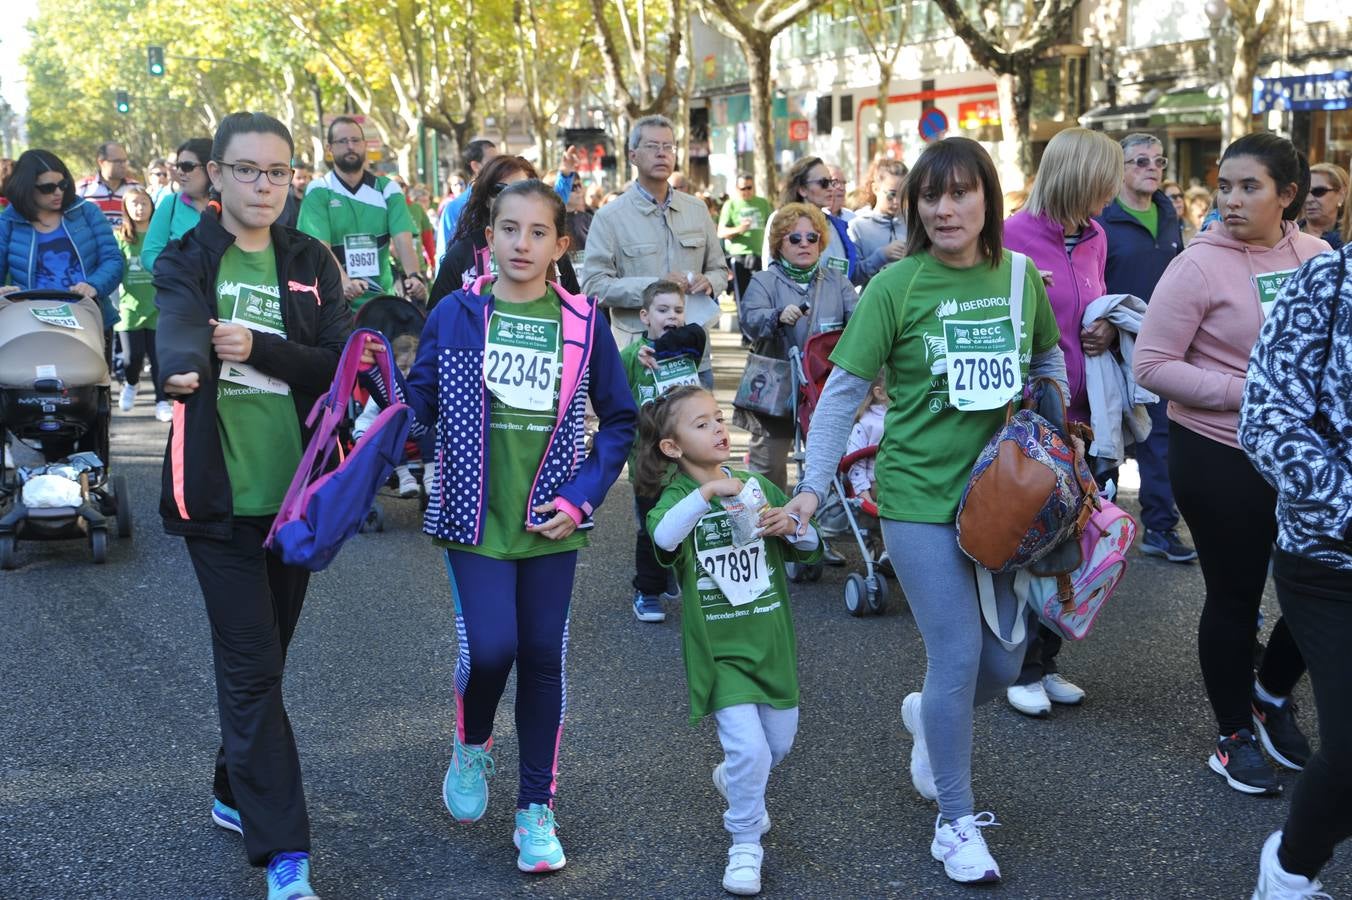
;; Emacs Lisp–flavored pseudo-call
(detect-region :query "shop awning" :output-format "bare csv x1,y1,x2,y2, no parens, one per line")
1149,89,1222,126
1079,100,1153,130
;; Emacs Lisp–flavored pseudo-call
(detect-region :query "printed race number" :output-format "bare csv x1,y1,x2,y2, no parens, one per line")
694,511,771,607
485,348,555,393
950,356,1017,394
484,311,560,411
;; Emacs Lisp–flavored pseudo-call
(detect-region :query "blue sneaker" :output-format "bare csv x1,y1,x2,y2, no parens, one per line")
632,591,665,623
443,738,495,823
514,804,566,872
211,798,243,835
266,851,318,900
1140,528,1197,563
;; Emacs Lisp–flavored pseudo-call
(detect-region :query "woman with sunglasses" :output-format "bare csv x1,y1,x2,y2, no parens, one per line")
1301,162,1348,250
738,201,857,490
0,148,124,331
848,158,909,286
761,157,861,285
140,138,214,273
427,155,580,309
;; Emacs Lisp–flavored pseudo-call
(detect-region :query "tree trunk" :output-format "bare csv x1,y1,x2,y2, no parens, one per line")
1229,33,1261,148
875,59,893,148
745,34,776,199
995,59,1034,189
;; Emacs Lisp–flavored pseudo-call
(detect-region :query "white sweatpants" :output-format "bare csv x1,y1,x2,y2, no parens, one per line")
714,703,799,843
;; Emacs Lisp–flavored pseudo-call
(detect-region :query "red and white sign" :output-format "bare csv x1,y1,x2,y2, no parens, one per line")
958,99,1002,129
788,119,810,142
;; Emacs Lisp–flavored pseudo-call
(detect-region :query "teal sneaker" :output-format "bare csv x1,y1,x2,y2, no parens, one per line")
443,738,495,823
513,804,566,872
211,798,243,835
266,851,318,900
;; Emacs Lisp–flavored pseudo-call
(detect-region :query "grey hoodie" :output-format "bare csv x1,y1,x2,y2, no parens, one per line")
847,209,907,279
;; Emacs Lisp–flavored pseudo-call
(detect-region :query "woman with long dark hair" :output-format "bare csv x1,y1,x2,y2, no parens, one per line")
140,137,214,273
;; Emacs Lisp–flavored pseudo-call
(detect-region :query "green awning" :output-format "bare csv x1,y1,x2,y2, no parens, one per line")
1149,89,1222,127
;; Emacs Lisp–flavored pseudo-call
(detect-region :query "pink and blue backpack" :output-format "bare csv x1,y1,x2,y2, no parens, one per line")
265,329,411,570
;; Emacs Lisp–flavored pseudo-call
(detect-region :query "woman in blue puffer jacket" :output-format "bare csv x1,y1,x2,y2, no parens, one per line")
0,148,124,329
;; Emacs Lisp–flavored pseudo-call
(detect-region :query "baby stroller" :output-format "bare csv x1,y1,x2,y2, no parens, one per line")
788,330,897,617
0,290,132,568
351,294,427,532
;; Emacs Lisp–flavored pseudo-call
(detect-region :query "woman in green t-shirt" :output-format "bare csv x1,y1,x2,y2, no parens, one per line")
114,187,171,420
784,138,1069,888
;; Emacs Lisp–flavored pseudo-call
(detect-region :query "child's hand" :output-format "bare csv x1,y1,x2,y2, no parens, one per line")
757,506,798,538
527,500,578,541
359,334,387,369
637,344,658,371
856,488,874,505
700,478,744,502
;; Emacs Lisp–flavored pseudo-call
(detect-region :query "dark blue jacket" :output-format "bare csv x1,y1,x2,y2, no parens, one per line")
0,198,125,327
1093,190,1183,303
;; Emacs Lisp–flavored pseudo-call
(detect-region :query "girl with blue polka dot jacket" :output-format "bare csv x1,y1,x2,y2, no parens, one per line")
363,179,637,873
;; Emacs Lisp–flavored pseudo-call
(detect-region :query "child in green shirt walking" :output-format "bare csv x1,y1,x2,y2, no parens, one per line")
619,279,706,622
114,187,171,421
637,385,821,896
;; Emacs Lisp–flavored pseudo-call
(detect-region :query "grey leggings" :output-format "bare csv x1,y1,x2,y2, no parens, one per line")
883,519,1028,821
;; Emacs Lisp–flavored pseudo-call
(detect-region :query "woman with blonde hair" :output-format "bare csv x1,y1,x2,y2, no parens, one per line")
1001,126,1122,716
1302,162,1347,249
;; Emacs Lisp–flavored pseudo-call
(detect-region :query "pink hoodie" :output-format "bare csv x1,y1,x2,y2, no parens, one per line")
1134,220,1330,448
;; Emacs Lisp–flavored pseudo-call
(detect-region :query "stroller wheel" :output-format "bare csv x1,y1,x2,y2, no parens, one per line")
359,504,385,534
112,475,133,538
806,562,824,583
844,573,868,617
867,572,889,615
0,534,16,570
90,528,108,564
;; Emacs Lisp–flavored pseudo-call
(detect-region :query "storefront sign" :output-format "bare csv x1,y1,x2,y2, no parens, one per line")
958,99,1001,128
1254,71,1351,112
788,119,810,141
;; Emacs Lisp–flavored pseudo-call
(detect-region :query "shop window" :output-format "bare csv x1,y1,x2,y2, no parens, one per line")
816,96,833,135
841,95,854,122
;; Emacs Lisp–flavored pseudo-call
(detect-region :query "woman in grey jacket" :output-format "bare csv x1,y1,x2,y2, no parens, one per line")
847,158,909,285
1240,244,1352,899
738,201,857,489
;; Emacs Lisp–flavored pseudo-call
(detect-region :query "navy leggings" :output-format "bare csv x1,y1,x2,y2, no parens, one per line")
444,549,576,808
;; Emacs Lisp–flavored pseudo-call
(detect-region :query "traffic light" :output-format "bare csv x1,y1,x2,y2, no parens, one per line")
147,46,165,77
115,90,130,114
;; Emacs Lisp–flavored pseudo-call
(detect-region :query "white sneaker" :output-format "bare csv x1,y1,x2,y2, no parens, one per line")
1007,681,1051,717
394,464,418,498
1042,673,1085,705
901,692,937,801
119,383,136,412
931,812,1001,883
722,843,763,896
154,401,174,423
1252,831,1331,899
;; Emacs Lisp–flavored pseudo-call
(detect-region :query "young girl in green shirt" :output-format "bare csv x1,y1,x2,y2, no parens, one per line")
114,187,170,420
636,385,821,896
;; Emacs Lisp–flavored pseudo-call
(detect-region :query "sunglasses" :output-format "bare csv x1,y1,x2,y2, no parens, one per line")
1309,186,1338,198
1129,155,1168,169
175,161,204,174
1165,192,1183,200
808,177,844,190
738,183,754,191
35,180,71,195
785,232,819,245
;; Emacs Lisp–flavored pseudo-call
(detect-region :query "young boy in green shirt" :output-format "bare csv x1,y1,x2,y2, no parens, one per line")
620,280,707,623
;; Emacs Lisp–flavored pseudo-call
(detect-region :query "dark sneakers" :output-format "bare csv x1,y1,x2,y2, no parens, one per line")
1253,697,1312,771
1140,528,1198,562
1209,730,1281,795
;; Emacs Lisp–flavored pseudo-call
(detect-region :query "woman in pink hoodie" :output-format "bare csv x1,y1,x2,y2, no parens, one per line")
1136,132,1330,798
1002,127,1123,718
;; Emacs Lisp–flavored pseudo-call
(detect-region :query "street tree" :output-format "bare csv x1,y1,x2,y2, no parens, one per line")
697,0,829,197
846,0,912,152
1222,0,1288,149
589,0,685,154
930,0,1082,180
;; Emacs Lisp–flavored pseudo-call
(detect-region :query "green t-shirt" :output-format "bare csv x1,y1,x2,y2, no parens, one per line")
829,250,1061,524
1120,201,1158,239
116,232,156,331
649,469,822,723
718,196,773,257
408,201,433,235
619,337,701,483
214,245,303,517
297,171,414,309
441,290,588,560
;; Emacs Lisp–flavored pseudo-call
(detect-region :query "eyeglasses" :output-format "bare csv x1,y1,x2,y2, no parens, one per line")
639,142,676,154
329,137,365,148
1129,155,1168,169
785,232,819,245
35,179,71,195
1309,186,1337,198
738,183,754,191
218,161,294,186
808,177,844,190
175,161,204,174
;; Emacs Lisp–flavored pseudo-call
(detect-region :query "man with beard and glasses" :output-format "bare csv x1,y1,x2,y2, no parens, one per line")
298,116,426,309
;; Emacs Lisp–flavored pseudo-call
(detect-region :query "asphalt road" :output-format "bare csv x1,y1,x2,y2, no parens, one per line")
2,376,1347,900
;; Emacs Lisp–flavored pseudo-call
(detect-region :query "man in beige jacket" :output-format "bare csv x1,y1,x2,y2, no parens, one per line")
582,115,728,385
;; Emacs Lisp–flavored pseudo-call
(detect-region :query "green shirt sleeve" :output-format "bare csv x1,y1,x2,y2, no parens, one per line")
297,188,330,245
828,264,904,380
648,479,690,568
386,186,414,238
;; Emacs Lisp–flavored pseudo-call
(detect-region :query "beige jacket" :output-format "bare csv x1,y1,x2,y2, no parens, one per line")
581,184,729,364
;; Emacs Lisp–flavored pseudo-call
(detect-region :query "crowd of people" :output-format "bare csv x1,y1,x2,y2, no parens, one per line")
1,110,1349,900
